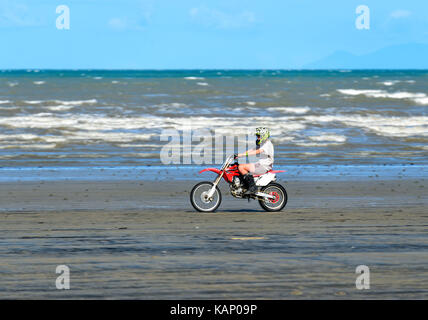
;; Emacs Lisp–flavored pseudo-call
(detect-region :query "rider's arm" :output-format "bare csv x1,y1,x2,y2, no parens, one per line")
237,148,262,158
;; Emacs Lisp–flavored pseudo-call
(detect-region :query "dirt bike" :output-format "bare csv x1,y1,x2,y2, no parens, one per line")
190,155,287,212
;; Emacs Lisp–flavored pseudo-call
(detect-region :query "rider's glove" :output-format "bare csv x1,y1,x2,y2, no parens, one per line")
234,154,238,159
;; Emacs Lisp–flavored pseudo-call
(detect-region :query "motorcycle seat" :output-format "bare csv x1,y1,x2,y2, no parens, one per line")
253,170,285,177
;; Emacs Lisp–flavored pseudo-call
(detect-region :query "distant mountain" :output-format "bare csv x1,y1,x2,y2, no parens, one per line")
304,43,428,69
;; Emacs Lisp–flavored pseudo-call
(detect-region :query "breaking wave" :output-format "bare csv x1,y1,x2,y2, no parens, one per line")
338,89,428,105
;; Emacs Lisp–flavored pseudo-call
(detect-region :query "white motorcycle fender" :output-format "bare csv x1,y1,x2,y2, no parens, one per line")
255,172,276,187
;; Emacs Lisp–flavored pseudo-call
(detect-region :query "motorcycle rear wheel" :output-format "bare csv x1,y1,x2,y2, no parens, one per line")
190,181,222,212
258,182,287,212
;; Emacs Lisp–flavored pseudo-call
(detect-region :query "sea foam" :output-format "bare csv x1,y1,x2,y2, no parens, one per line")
184,77,205,80
267,106,310,114
23,99,97,106
46,105,75,111
304,114,428,137
338,89,428,105
309,134,347,143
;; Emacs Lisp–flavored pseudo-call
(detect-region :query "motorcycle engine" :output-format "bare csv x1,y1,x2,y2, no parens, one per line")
232,176,241,188
230,176,245,198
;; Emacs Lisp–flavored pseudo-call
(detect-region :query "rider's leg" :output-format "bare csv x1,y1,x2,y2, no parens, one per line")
244,174,257,194
238,163,255,175
251,162,269,176
244,163,269,195
239,163,257,195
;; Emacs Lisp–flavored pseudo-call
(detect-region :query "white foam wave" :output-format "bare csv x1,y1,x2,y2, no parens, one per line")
54,99,98,106
7,82,18,87
33,81,45,85
338,89,382,96
303,115,428,137
23,99,97,106
117,144,153,148
295,134,347,147
271,136,295,143
0,143,57,150
375,92,425,99
0,130,153,145
267,106,310,114
0,106,19,110
121,153,154,158
155,102,188,109
46,105,75,111
309,134,347,143
380,80,416,86
0,134,40,141
338,89,428,105
302,152,322,156
68,131,154,143
380,81,399,86
184,77,205,80
24,100,44,104
296,142,343,147
245,101,257,106
196,82,209,86
413,97,428,105
0,100,11,104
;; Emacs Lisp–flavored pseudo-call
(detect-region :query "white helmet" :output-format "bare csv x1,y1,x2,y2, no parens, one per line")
255,127,270,145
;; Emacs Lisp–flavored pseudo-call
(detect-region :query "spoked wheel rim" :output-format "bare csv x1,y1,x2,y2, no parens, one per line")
269,191,280,203
262,186,285,210
191,183,221,212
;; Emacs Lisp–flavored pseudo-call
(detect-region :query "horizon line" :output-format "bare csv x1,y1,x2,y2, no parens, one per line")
2,68,428,71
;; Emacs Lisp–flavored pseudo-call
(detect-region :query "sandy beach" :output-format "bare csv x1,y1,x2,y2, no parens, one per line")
1,177,427,299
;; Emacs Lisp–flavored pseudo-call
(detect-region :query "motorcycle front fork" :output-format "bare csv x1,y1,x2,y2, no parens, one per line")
206,171,224,199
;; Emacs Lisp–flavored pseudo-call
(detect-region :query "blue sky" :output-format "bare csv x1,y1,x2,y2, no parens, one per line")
1,0,428,69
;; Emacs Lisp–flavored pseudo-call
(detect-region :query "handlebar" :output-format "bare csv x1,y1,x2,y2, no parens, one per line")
220,155,237,171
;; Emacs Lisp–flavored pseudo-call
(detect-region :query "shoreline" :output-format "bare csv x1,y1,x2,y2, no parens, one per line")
0,163,425,183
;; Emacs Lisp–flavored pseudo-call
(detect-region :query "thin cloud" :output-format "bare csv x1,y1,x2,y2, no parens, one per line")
190,6,256,29
108,15,149,31
390,10,412,19
108,18,131,30
108,2,152,31
0,1,42,27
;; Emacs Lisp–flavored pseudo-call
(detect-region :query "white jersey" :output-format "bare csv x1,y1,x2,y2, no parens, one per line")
257,140,274,170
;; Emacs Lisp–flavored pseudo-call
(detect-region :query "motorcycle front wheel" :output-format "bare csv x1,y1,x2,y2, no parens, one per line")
190,181,222,212
258,182,287,212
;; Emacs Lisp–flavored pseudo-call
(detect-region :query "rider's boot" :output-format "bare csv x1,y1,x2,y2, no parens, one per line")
243,173,257,195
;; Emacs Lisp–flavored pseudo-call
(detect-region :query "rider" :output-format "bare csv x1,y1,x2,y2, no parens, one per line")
235,127,274,195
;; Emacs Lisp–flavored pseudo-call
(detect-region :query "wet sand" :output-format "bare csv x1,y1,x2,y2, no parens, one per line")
0,178,427,299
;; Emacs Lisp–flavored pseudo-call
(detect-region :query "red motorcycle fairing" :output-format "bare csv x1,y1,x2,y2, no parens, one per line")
198,168,222,175
199,166,286,182
199,165,240,183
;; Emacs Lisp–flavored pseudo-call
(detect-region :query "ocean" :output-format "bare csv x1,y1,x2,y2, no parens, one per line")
0,69,427,181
